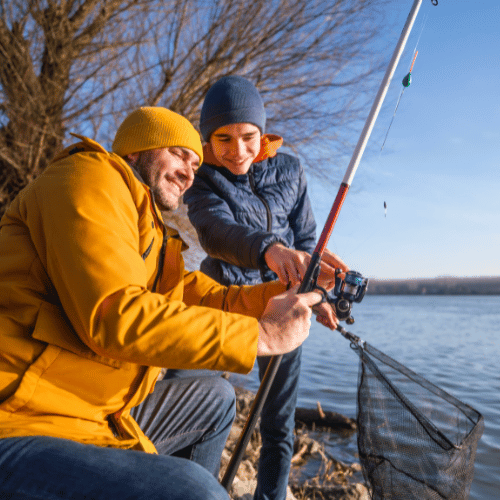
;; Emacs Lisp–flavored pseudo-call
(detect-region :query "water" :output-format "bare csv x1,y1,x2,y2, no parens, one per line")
231,295,500,499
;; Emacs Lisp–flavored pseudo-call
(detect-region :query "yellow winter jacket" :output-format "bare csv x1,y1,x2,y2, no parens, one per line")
0,135,285,452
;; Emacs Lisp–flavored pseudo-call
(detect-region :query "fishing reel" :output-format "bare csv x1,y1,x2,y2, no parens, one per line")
324,270,369,325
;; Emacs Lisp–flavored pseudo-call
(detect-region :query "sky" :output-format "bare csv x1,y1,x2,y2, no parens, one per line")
306,0,500,280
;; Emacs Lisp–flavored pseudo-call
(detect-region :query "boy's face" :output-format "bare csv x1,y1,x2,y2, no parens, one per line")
209,123,261,175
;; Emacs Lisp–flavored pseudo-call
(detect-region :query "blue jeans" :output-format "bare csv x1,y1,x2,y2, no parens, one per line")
166,347,302,500
253,347,301,500
0,376,234,499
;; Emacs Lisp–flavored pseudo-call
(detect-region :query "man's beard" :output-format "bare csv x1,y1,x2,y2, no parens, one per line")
134,151,180,211
150,185,179,212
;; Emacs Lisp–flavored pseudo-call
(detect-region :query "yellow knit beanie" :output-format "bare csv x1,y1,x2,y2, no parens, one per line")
112,107,203,163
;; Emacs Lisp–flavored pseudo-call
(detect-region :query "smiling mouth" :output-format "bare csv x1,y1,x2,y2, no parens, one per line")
225,158,248,166
166,176,185,193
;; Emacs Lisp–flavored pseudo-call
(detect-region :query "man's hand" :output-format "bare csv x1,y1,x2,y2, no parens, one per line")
257,285,323,356
264,243,349,290
312,301,340,330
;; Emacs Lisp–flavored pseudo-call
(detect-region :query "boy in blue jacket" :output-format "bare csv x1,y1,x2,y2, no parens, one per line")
182,76,348,500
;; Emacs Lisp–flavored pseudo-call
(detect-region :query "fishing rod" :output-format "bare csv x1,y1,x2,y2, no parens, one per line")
221,0,436,491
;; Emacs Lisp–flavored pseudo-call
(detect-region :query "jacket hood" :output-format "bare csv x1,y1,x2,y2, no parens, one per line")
202,133,283,168
50,133,110,163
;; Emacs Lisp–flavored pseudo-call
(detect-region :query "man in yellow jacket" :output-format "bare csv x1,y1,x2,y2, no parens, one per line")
0,107,341,500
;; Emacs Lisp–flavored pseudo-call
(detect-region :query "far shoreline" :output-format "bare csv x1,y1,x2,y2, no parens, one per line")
365,276,500,295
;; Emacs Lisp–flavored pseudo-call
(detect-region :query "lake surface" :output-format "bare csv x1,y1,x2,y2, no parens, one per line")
231,295,500,499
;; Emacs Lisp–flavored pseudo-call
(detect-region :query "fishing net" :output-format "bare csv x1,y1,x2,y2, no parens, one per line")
351,340,484,500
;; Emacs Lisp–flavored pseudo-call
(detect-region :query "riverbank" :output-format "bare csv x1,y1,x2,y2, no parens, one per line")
366,275,500,295
221,383,370,500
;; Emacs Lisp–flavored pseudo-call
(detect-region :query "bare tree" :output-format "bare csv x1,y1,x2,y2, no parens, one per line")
0,0,392,245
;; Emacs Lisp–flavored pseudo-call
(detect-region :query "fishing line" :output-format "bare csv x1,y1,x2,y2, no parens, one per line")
344,10,431,256
380,12,428,151
344,8,430,257
346,12,431,257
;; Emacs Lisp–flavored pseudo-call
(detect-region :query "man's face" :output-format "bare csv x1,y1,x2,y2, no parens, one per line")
134,147,200,211
210,123,261,175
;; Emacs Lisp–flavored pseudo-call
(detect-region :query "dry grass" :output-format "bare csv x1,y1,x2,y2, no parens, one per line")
222,384,369,500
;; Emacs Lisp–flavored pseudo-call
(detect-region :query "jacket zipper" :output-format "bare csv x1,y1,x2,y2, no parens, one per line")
248,169,272,232
109,189,166,437
248,169,272,282
148,189,168,293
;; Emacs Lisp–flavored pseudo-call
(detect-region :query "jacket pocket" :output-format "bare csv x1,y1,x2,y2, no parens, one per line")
141,237,154,260
31,302,126,369
0,343,61,413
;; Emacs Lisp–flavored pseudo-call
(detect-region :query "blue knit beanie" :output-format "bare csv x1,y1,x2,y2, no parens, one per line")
200,76,266,142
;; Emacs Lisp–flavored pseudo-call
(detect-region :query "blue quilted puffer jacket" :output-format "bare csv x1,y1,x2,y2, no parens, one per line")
184,150,316,286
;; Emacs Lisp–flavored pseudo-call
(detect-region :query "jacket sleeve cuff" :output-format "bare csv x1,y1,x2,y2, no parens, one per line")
256,235,289,272
219,316,260,374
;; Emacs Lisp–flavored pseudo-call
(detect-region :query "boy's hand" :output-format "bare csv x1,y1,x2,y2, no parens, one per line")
264,243,349,290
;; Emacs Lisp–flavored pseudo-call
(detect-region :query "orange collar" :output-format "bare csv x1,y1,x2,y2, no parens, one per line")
202,134,283,168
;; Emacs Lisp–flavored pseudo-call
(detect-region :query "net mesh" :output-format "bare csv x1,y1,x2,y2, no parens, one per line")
352,341,484,500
